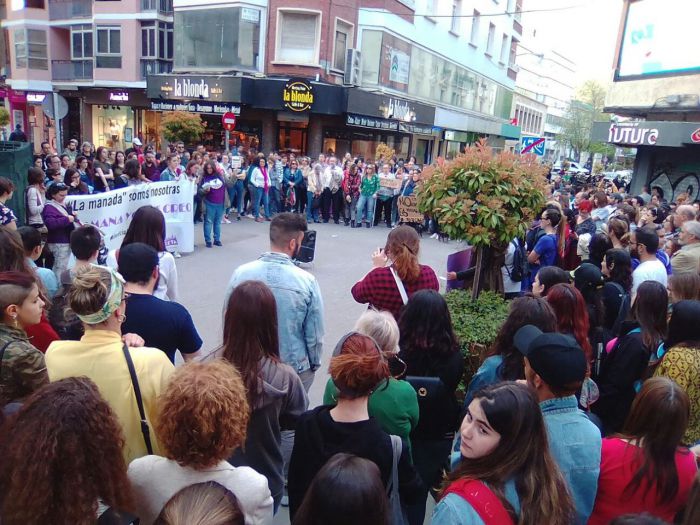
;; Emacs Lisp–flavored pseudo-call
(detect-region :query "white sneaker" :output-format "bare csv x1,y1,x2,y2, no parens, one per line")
173,251,181,258
222,217,231,224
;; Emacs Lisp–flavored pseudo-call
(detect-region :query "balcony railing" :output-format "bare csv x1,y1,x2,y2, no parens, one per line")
51,59,93,81
48,0,92,20
141,59,172,80
140,0,173,14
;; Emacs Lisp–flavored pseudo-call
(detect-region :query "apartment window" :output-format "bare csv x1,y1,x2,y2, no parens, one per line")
142,22,156,58
499,34,508,64
509,38,518,66
450,0,461,34
470,10,480,45
276,10,321,65
425,0,436,20
71,25,93,60
485,23,495,57
175,7,261,70
96,26,121,68
13,29,48,70
333,19,353,71
25,0,45,8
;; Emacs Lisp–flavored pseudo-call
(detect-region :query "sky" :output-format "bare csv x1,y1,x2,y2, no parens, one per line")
520,0,624,87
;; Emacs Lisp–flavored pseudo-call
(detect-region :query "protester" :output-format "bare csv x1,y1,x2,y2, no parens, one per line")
668,272,700,303
592,281,668,434
589,377,698,524
672,220,700,275
601,248,633,333
321,157,344,224
8,123,27,142
288,332,422,518
154,482,244,525
654,300,700,445
63,167,89,195
342,163,361,227
142,150,161,182
42,183,77,278
222,280,308,511
432,382,575,525
250,156,271,222
292,454,389,525
200,160,226,248
465,296,558,404
128,361,273,525
546,283,593,365
45,265,174,463
0,271,48,410
357,163,379,228
0,177,17,231
305,162,321,224
92,146,115,192
515,325,602,524
107,205,179,300
589,232,614,269
17,226,58,298
0,377,133,524
25,167,46,229
119,243,201,364
528,207,562,280
575,199,596,236
631,226,668,297
227,213,324,388
352,226,439,318
532,265,571,297
324,310,419,449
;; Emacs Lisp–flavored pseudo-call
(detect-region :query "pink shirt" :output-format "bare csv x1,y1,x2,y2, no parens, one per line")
589,437,697,525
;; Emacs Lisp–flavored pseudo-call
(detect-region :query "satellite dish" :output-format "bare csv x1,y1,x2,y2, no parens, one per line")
42,94,69,120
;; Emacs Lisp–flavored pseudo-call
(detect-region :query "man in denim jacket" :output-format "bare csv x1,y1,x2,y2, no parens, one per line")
515,325,602,525
226,212,324,391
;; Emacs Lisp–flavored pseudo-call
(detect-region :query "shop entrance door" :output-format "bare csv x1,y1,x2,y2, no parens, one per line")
415,138,432,166
278,122,307,155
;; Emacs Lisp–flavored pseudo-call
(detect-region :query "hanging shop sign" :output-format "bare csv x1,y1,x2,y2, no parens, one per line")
592,121,700,148
109,91,129,102
346,89,435,124
26,93,47,103
282,79,314,112
146,75,241,103
149,100,241,115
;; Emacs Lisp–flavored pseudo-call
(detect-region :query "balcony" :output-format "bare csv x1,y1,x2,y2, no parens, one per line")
141,59,172,79
51,59,93,81
140,0,173,14
49,0,92,19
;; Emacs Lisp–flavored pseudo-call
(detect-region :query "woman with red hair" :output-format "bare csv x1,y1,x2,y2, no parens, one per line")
288,332,422,519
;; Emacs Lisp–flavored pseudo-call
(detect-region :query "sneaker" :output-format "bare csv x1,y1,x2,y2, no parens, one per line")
214,241,223,247
173,251,182,258
255,217,264,223
222,217,231,224
236,215,241,221
205,242,212,248
281,494,289,507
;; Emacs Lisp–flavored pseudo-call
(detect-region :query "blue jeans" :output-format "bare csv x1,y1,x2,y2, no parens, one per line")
356,194,375,223
252,186,270,219
203,202,224,244
307,191,319,222
269,186,281,215
226,180,245,215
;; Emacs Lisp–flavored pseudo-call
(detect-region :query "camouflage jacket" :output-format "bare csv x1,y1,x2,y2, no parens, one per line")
0,323,49,407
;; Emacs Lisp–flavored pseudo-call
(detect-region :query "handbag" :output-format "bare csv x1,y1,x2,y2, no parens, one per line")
121,343,154,455
387,435,409,525
312,194,322,210
405,375,458,440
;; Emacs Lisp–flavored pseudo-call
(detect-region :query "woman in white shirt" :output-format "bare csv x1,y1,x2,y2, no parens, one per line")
25,167,46,227
106,205,179,301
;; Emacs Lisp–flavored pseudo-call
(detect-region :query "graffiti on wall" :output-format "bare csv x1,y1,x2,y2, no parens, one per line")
648,162,700,202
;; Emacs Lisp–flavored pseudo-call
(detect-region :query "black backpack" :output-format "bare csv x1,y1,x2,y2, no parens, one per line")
506,239,529,283
48,271,84,341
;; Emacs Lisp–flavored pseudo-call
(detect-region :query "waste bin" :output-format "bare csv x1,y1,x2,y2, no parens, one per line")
0,141,33,225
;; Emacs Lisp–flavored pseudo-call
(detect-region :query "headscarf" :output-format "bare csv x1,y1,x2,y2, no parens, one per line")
76,266,126,325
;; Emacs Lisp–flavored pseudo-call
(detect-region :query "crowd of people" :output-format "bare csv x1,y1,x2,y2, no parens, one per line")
2,136,700,525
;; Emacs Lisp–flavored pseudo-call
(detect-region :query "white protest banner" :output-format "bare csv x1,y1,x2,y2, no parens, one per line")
66,180,196,253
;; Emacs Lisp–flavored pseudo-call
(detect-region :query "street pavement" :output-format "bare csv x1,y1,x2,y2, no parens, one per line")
174,216,463,524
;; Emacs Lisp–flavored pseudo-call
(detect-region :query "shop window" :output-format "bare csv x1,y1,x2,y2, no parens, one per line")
486,23,495,57
333,19,353,72
71,25,93,60
276,9,321,65
450,0,461,34
14,28,48,70
96,26,121,68
174,7,261,70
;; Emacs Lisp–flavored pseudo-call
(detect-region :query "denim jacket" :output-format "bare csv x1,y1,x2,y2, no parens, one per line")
226,252,324,373
540,396,601,525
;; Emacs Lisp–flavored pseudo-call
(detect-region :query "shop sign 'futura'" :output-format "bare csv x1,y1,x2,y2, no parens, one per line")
608,122,659,145
174,78,210,99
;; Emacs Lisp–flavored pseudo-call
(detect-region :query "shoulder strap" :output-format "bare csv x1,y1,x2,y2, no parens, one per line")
0,340,15,376
443,479,515,525
389,267,409,305
121,343,154,455
387,434,402,496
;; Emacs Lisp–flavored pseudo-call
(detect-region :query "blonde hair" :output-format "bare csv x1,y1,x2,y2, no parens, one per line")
154,482,243,525
385,226,421,283
67,265,113,317
354,310,400,355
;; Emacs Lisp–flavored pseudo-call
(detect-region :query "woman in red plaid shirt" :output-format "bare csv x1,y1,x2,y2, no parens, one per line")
351,226,439,318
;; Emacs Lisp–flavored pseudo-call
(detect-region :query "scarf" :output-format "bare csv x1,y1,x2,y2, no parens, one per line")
261,167,269,192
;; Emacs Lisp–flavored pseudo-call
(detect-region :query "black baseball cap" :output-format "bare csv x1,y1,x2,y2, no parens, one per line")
117,242,159,283
571,263,605,291
514,325,587,389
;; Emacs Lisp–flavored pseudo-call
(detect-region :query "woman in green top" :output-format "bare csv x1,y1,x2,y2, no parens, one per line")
323,310,419,452
356,164,380,228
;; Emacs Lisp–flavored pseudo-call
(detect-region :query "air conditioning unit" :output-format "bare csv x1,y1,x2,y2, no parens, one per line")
344,49,361,86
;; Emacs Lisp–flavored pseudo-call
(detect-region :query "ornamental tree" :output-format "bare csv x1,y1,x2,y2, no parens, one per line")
417,139,548,299
161,111,206,145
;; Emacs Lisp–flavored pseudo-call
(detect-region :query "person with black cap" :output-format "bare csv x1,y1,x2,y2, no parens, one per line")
515,324,602,525
118,242,202,364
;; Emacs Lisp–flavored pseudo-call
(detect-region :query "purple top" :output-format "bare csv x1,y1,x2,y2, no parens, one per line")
142,162,161,182
202,174,226,205
41,202,74,244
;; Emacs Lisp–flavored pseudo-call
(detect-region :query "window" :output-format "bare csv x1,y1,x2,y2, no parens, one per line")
276,10,321,65
499,34,508,64
333,19,353,71
174,7,261,70
509,38,518,66
71,25,93,60
450,0,461,34
96,26,121,68
13,29,47,70
24,0,45,8
424,0,436,20
470,10,480,45
142,22,156,58
485,23,495,56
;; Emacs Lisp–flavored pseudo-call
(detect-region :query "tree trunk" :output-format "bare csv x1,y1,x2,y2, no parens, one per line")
471,246,484,301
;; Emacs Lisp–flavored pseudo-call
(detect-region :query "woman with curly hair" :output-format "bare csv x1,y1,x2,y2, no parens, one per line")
0,376,133,525
128,360,273,525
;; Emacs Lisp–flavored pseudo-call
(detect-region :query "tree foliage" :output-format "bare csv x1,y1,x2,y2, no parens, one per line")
375,143,395,162
417,139,548,247
161,112,205,145
561,80,609,161
0,107,10,128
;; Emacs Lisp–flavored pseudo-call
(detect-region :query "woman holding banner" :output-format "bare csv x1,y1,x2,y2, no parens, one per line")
42,183,77,278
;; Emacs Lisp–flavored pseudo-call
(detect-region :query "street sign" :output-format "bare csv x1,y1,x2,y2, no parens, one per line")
521,136,545,156
222,112,237,132
42,93,69,120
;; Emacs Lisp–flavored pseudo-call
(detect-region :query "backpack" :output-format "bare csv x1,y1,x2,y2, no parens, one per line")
506,239,528,283
48,271,84,341
442,479,515,525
